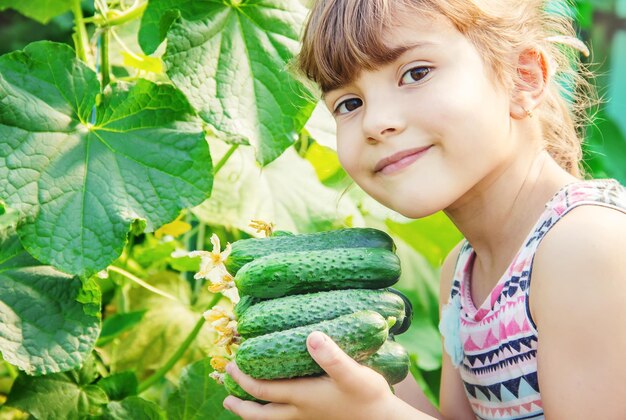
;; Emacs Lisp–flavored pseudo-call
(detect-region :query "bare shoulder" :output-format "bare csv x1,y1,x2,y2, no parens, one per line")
529,205,626,417
534,204,626,270
531,204,626,324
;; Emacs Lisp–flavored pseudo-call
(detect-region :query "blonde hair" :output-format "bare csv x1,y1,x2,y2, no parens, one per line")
297,0,597,177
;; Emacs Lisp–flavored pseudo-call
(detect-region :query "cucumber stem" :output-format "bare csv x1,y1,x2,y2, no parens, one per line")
95,1,148,28
71,0,90,63
100,28,110,88
192,222,207,303
108,266,180,303
213,144,239,176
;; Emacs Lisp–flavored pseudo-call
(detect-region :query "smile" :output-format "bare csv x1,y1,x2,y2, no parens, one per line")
374,145,433,175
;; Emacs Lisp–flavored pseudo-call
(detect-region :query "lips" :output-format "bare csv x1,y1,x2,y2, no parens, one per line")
374,145,432,174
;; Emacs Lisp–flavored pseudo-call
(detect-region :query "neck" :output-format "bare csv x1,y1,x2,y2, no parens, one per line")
444,149,579,278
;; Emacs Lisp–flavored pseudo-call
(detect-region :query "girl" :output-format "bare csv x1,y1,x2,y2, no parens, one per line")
223,0,626,418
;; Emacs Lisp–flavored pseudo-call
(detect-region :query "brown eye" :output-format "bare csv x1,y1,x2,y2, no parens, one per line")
400,66,431,85
335,98,363,115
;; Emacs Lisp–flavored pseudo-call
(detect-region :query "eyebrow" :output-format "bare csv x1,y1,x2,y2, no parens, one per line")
386,41,436,60
321,41,436,98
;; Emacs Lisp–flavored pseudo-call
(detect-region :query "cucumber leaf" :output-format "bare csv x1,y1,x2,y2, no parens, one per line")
5,355,108,418
192,143,363,234
386,212,463,268
0,228,101,375
0,0,73,24
96,310,147,347
104,396,166,420
0,41,213,277
167,358,238,420
97,371,139,401
144,0,316,165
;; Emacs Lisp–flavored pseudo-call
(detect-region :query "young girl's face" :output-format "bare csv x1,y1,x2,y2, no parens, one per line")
323,11,520,218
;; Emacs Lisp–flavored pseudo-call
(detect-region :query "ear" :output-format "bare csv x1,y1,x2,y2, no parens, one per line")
510,47,551,120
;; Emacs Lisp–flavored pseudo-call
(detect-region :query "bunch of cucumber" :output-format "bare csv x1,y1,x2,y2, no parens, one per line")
210,227,413,402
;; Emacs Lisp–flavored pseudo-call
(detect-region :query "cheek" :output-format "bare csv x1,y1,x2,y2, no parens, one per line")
336,134,361,177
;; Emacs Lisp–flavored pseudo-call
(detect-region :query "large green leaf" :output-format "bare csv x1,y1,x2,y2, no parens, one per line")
97,371,139,401
192,143,363,234
0,0,73,24
390,236,442,371
104,396,166,420
0,228,101,375
5,355,108,418
147,0,316,165
167,358,238,420
96,310,147,347
0,41,213,277
387,212,463,268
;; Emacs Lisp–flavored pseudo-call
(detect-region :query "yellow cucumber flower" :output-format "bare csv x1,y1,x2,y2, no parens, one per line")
210,356,230,373
188,234,232,280
249,219,275,237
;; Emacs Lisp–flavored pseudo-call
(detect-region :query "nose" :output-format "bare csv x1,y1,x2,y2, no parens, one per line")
361,96,406,143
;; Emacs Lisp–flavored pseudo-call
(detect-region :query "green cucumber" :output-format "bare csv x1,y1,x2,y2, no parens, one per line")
387,288,413,335
234,247,401,298
361,340,410,385
236,310,390,379
224,373,265,403
225,228,395,274
236,289,405,338
224,339,409,402
232,295,264,319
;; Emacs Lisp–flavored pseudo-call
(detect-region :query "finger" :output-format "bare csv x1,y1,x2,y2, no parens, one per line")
227,363,296,403
306,331,368,392
224,396,298,420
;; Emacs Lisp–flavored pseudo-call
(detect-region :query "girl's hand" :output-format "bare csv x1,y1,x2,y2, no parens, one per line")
223,331,399,420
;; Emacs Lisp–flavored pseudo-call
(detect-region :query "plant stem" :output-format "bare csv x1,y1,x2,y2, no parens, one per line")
100,29,111,88
192,223,207,303
100,1,148,28
108,266,180,303
71,0,90,63
137,293,222,393
213,144,239,176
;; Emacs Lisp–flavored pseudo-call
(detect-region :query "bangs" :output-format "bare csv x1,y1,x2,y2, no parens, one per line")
298,0,435,93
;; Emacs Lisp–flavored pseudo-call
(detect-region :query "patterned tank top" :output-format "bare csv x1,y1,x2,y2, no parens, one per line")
439,179,626,420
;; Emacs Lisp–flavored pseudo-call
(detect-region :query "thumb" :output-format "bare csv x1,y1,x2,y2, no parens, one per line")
307,331,365,389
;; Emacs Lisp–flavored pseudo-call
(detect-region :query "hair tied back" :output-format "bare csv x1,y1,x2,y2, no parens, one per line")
545,35,590,57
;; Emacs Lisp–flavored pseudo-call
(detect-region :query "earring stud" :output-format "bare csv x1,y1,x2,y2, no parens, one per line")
523,107,534,118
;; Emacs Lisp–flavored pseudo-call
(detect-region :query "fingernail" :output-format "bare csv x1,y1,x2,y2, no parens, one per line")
225,362,234,374
223,396,234,410
308,331,326,350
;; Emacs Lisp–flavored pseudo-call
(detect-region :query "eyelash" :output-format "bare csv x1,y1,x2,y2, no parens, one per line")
333,66,432,116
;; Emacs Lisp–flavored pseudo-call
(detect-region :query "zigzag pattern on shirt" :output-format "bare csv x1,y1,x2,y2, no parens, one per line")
464,372,540,402
464,350,537,375
464,336,538,367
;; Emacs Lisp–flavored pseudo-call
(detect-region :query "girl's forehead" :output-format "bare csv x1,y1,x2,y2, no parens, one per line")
307,1,467,94
382,9,460,47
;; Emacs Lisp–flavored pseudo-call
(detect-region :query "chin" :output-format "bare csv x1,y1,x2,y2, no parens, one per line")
396,205,441,220
380,196,444,220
